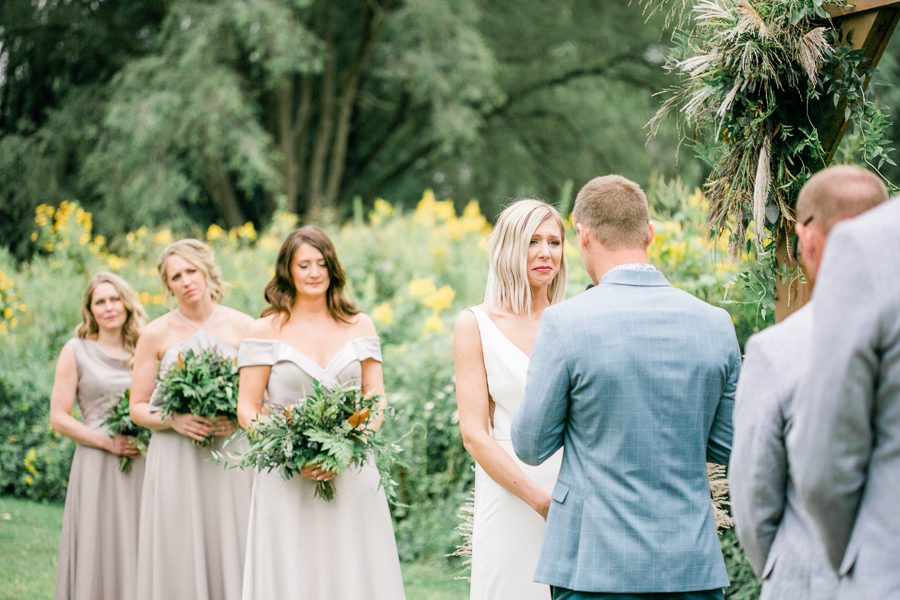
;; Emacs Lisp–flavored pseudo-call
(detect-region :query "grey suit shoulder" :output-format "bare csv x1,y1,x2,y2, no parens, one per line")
789,198,900,600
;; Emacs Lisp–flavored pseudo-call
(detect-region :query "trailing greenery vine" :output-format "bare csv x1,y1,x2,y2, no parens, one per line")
650,0,896,256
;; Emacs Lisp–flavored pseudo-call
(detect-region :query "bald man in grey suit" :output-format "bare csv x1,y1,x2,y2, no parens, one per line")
788,190,900,600
729,166,888,600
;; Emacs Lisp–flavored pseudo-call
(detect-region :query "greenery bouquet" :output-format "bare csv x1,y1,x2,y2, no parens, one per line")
101,389,151,473
156,348,239,447
240,380,399,503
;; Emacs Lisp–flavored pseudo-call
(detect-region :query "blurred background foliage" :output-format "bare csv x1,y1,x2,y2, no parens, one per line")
0,0,710,259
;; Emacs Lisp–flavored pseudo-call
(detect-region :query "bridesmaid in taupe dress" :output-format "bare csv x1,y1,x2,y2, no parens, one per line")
130,239,254,600
237,226,405,600
51,272,148,600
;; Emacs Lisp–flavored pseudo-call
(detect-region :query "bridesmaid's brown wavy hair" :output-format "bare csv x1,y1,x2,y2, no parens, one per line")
76,272,147,359
262,226,359,324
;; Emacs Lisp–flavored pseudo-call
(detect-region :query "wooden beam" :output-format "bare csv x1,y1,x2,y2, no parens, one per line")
775,4,898,321
827,0,900,17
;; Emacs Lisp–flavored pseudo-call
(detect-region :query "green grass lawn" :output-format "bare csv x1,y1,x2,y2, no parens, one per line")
0,495,468,600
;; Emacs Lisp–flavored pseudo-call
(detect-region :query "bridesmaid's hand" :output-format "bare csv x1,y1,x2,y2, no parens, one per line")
169,413,214,442
212,416,236,437
300,464,337,482
106,435,141,457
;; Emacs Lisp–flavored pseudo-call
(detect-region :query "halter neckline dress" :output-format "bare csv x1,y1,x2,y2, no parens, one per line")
135,311,253,600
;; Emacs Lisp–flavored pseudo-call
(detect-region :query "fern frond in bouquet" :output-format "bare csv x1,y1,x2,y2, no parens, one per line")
102,388,151,473
155,348,239,447
240,380,399,503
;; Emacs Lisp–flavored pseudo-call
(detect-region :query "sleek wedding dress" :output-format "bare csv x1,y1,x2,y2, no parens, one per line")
468,306,562,600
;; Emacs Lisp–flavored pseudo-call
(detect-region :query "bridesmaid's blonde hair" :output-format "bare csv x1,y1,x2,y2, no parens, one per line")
76,272,147,358
485,199,567,315
157,239,224,303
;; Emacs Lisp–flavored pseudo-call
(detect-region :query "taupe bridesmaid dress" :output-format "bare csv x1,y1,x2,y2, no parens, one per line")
55,337,145,600
238,336,405,600
135,311,253,600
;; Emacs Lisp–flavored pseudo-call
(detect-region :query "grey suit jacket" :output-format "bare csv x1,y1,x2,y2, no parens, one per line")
511,268,740,593
730,304,838,600
789,198,900,600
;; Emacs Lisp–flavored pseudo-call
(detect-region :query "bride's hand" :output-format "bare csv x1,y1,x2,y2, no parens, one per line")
300,464,337,482
533,492,551,521
169,413,213,442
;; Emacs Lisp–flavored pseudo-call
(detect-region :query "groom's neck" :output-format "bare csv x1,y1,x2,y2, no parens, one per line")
588,247,650,284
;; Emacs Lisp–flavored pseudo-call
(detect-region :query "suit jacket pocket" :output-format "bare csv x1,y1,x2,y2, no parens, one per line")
552,481,569,503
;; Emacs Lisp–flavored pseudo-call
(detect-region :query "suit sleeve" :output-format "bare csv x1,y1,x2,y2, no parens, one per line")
729,335,788,578
512,309,569,466
789,228,879,570
707,313,738,465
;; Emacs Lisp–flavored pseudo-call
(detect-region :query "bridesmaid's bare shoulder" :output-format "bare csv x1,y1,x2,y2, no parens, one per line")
244,314,283,341
349,312,376,338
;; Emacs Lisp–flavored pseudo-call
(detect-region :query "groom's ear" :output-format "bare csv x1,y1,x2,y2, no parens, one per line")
644,222,655,247
575,223,590,249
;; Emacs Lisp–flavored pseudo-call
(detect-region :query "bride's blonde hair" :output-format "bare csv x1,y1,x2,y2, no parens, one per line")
484,199,567,315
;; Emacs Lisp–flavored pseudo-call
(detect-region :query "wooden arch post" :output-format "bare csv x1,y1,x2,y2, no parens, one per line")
774,0,900,321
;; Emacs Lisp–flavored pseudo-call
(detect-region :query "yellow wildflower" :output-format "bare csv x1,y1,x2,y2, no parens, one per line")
154,228,174,246
23,448,39,477
2,308,11,319
106,255,127,271
370,198,395,226
207,224,225,241
372,303,395,326
237,222,257,241
408,278,437,298
423,314,445,334
139,291,152,305
422,286,455,314
24,475,33,486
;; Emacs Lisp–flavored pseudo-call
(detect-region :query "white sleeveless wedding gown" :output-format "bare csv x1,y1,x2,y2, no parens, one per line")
468,306,562,600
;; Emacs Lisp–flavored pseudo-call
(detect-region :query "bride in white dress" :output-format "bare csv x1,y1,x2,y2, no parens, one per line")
454,199,567,600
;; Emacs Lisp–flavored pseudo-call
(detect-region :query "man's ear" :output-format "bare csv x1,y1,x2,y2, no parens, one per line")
576,223,590,249
645,221,655,247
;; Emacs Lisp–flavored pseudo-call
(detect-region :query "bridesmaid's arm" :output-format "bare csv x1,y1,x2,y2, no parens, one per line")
49,342,137,456
453,311,552,520
360,358,386,431
129,322,212,442
129,325,170,431
237,364,270,430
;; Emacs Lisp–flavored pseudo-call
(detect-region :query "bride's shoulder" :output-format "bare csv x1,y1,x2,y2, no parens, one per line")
453,304,485,340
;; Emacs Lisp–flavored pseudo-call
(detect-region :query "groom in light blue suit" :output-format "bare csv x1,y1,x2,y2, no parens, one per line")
512,175,739,600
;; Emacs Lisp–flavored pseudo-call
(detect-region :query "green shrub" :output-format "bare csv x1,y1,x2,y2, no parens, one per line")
0,376,73,501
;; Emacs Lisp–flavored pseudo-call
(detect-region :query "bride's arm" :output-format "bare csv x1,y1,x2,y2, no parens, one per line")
453,310,551,519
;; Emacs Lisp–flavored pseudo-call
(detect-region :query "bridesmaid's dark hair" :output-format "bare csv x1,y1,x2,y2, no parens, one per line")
262,226,359,324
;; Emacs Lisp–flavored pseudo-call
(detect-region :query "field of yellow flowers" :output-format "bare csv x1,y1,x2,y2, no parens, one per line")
0,183,768,562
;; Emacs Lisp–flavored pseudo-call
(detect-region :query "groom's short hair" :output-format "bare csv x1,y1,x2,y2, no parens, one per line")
573,175,650,249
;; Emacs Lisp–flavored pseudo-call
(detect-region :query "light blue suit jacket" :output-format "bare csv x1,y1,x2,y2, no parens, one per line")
512,269,739,593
